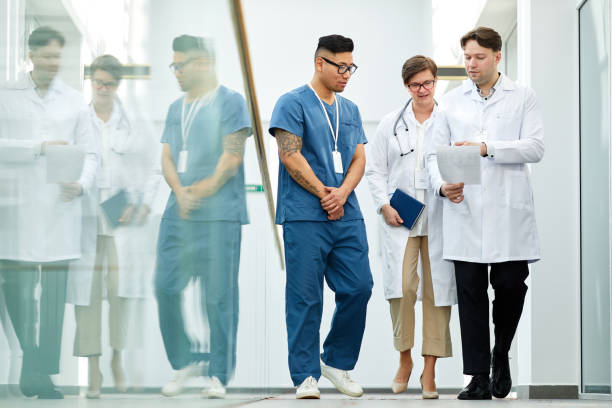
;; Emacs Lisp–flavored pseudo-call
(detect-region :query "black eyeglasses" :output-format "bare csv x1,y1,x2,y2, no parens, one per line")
92,78,118,89
169,57,202,73
320,56,358,75
407,79,436,92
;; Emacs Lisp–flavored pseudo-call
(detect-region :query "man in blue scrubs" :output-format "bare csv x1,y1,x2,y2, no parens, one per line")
155,35,251,399
269,34,373,399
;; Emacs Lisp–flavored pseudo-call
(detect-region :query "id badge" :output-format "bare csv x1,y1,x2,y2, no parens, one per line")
177,150,188,173
414,168,430,189
332,151,343,174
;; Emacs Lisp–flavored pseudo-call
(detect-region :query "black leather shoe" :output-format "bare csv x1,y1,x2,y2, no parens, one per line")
19,369,38,397
491,350,511,398
457,374,492,400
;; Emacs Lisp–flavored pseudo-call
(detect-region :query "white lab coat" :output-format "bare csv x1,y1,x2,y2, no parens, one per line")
426,75,544,263
366,102,457,306
0,74,97,262
66,98,161,306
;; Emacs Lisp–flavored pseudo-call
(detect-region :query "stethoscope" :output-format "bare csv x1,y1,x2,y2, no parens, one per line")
392,98,438,157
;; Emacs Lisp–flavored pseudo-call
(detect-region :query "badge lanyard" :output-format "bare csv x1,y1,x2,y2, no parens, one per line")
308,83,343,174
177,87,220,173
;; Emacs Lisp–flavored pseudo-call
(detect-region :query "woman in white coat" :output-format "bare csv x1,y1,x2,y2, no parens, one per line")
365,56,456,399
67,55,159,398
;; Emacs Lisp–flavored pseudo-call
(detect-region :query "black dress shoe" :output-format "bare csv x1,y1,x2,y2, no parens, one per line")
19,369,38,397
457,374,492,400
491,350,511,398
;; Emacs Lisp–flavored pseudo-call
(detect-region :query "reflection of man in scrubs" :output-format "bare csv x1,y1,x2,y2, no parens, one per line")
269,34,372,399
0,26,97,399
155,35,251,399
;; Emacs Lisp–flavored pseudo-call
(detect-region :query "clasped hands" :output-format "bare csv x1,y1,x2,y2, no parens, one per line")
320,186,348,221
175,180,216,219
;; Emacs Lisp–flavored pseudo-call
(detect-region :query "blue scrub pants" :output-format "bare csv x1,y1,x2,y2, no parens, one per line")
154,218,241,385
283,220,373,386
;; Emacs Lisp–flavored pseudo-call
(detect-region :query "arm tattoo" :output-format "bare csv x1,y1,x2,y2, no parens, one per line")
275,129,302,156
287,168,320,197
223,128,250,155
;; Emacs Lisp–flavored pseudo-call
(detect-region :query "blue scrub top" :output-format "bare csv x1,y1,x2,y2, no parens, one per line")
161,85,251,223
269,84,367,224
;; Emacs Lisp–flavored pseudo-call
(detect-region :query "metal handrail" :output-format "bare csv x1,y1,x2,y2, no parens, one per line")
229,0,285,269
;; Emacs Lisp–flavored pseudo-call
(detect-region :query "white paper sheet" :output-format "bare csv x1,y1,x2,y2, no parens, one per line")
436,145,481,185
46,145,85,183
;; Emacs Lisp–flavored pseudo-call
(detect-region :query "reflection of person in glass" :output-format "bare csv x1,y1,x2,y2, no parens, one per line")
66,55,159,398
155,35,251,399
0,26,97,399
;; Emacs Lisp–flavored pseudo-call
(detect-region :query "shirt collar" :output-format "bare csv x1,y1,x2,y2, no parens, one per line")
475,72,503,99
90,99,122,128
404,99,437,128
28,72,61,98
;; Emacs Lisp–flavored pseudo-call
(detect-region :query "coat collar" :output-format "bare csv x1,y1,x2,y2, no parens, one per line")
462,73,517,94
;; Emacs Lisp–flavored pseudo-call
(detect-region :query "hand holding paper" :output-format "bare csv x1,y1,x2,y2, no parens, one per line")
46,144,85,183
435,145,481,185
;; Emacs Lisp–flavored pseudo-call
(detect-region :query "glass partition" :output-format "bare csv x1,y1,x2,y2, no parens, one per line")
0,0,280,403
579,0,612,396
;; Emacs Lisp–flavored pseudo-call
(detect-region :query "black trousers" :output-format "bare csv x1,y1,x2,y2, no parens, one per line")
0,261,68,375
453,260,529,375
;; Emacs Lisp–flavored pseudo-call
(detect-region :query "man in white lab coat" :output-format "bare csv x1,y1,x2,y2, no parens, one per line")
0,26,96,399
426,27,544,400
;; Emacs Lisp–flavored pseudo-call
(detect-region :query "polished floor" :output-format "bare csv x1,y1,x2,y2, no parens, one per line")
1,391,612,408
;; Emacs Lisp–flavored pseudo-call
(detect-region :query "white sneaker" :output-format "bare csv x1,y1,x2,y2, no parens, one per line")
320,360,363,397
161,362,202,397
205,376,226,399
296,376,320,399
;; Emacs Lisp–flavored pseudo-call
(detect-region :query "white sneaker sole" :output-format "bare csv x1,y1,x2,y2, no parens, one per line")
206,391,226,399
296,391,320,399
321,369,364,397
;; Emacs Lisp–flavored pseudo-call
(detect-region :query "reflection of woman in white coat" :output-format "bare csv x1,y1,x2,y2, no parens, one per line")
67,55,159,398
365,56,456,399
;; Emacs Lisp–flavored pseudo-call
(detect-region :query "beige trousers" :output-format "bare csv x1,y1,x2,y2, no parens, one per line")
74,235,131,356
389,236,452,357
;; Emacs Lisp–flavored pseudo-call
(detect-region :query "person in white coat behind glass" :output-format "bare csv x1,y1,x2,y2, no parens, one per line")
66,54,160,399
426,27,544,400
0,26,97,399
366,55,456,400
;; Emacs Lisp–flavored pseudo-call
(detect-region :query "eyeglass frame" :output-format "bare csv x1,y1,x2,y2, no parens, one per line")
92,78,119,89
168,56,203,73
406,79,436,92
319,56,358,75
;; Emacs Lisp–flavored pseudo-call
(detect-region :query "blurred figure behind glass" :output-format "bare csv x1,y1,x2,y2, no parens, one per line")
65,54,160,399
155,34,251,399
0,26,97,399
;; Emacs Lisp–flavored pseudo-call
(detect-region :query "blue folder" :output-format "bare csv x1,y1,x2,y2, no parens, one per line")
100,189,128,228
390,189,425,230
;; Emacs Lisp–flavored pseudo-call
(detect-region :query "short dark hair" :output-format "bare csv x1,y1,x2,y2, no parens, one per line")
91,55,122,82
460,26,502,52
402,55,437,84
28,26,65,50
172,35,214,59
315,34,354,59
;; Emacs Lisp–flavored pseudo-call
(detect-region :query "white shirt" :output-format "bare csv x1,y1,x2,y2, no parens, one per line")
410,119,430,236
